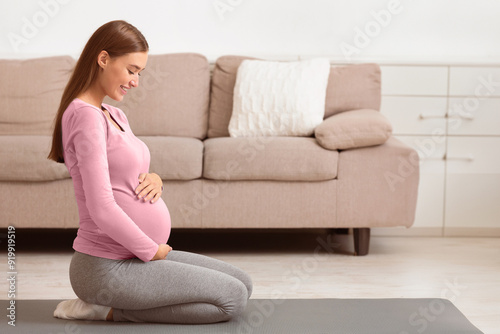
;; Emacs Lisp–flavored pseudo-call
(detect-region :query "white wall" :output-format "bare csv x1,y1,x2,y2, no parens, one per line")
1,0,499,63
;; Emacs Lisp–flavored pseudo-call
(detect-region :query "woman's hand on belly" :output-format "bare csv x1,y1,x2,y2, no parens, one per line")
136,172,163,204
151,243,172,261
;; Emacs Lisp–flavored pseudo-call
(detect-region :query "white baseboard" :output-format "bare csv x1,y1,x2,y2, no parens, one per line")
371,227,443,237
371,226,500,237
443,227,500,237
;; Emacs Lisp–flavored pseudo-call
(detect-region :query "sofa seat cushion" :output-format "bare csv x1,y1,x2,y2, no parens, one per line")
140,136,204,180
0,136,203,182
203,137,338,181
0,135,70,181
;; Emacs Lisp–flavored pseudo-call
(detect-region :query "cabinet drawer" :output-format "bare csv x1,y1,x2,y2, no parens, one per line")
396,135,446,174
446,137,500,174
446,137,500,229
449,67,500,97
445,174,500,228
381,66,448,96
395,135,445,229
414,173,445,228
448,97,500,136
381,96,447,135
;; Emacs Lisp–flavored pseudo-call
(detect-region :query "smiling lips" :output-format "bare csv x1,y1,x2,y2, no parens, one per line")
120,85,130,95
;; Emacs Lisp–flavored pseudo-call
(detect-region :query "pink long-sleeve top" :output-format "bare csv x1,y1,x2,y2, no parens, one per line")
61,98,171,262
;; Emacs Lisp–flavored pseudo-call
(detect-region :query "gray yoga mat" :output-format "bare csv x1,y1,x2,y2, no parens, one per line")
1,298,483,334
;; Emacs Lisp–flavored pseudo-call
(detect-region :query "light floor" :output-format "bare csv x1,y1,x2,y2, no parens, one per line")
1,229,499,333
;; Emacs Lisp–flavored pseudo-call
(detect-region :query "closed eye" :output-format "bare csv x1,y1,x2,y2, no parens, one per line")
128,69,141,76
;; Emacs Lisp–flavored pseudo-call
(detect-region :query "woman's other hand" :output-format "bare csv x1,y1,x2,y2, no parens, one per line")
151,244,172,261
136,172,163,203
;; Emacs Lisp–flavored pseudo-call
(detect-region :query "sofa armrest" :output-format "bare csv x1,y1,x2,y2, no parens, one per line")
314,109,392,150
337,136,419,228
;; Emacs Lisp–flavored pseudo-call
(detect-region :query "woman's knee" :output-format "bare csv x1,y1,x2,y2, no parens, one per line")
219,279,249,321
240,271,253,299
227,266,253,299
167,250,253,298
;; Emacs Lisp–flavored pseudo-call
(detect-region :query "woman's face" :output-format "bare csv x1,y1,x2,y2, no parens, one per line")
98,51,148,102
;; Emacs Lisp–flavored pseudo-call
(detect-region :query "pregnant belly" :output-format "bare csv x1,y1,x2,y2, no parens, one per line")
113,191,172,245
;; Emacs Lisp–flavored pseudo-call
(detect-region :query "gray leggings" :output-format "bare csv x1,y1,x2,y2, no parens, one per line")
69,250,253,324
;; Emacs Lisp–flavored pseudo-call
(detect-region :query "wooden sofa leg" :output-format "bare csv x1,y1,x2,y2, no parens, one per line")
353,228,370,256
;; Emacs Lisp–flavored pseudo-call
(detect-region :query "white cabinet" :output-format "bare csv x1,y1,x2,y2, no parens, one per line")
381,97,447,135
449,67,500,97
445,137,500,232
378,65,448,236
396,135,446,230
448,98,500,136
381,66,448,96
376,64,500,236
444,66,500,235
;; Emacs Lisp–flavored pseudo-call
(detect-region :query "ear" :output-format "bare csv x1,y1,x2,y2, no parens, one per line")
97,50,110,69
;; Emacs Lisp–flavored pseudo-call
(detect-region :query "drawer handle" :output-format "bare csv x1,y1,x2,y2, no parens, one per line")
445,154,474,161
419,113,475,120
419,113,446,119
447,113,475,120
420,155,445,161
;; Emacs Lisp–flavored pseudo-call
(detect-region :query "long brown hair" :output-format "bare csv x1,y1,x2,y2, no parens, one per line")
47,20,149,163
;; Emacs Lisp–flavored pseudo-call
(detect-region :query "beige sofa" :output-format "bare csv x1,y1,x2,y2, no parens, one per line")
0,53,419,255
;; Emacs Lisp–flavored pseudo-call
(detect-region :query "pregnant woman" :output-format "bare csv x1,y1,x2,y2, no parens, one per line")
47,20,252,324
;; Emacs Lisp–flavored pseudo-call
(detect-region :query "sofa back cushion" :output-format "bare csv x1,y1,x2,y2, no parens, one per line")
208,55,381,138
105,53,210,139
0,56,75,135
325,63,381,118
